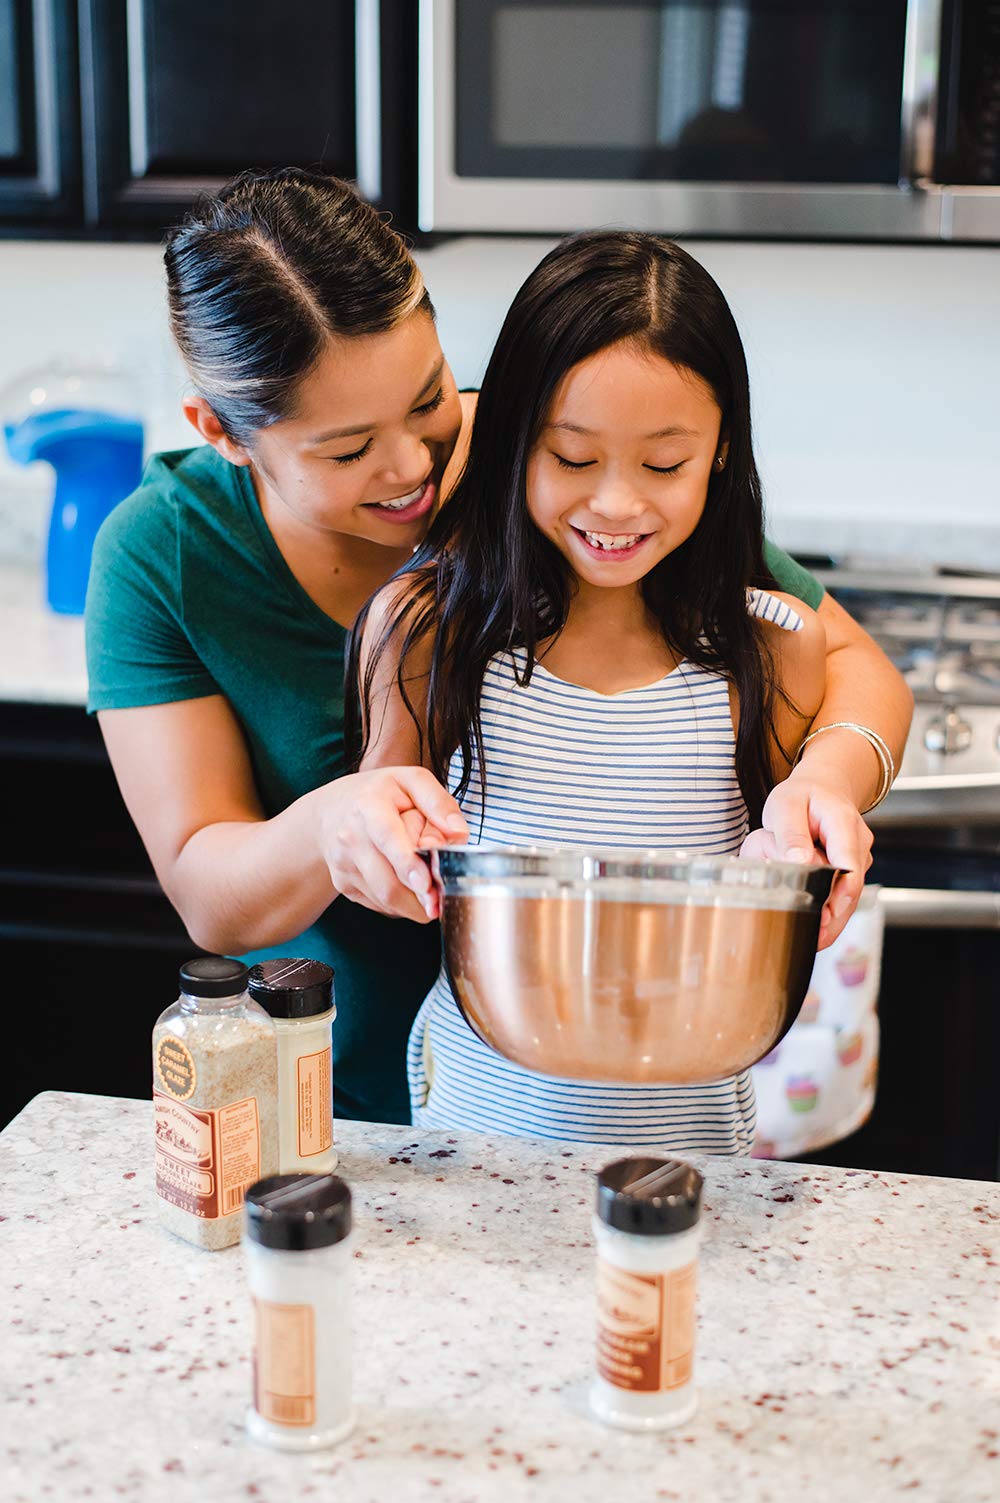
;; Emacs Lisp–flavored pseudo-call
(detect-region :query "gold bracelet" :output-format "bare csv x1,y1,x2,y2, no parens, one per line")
793,721,896,815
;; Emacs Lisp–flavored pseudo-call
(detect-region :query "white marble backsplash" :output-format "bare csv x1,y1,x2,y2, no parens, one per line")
1,234,998,571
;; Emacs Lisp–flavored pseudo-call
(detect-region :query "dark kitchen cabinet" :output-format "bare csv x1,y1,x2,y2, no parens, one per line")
2,701,198,1129
77,0,357,230
1,0,359,235
0,0,81,225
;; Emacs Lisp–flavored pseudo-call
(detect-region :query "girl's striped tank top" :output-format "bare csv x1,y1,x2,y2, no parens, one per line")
407,589,803,1153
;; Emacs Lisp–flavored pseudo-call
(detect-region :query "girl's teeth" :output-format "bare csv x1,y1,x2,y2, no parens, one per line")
583,531,643,551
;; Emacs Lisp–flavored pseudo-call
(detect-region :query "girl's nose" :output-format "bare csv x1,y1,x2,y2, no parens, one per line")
589,479,646,522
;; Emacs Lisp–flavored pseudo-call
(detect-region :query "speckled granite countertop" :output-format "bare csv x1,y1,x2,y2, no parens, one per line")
3,1092,998,1503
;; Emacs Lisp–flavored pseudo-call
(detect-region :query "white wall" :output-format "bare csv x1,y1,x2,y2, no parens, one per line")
1,234,998,567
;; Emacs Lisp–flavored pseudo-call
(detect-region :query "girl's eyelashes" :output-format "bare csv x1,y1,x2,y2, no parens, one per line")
552,452,685,476
330,438,374,465
413,387,446,416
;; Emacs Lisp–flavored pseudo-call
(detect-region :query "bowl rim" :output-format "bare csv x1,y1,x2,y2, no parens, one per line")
429,844,840,898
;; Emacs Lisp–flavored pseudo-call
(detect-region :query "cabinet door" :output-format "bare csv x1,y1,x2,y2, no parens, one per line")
79,0,357,230
1,701,197,1129
0,0,81,225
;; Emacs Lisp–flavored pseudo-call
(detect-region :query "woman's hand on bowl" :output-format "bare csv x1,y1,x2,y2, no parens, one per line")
316,767,467,922
741,774,874,950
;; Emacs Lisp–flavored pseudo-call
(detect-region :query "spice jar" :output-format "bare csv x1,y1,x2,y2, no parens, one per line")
244,1173,355,1450
590,1156,703,1430
247,959,337,1175
152,955,278,1250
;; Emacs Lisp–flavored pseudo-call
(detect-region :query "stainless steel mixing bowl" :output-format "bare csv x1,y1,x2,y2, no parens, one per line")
429,846,838,1084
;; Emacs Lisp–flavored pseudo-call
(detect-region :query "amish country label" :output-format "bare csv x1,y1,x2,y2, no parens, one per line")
596,1259,696,1392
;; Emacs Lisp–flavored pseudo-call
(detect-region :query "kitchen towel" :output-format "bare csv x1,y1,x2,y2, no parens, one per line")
751,885,883,1159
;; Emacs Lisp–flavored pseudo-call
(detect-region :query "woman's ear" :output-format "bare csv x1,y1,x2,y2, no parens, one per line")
182,396,252,467
715,434,730,471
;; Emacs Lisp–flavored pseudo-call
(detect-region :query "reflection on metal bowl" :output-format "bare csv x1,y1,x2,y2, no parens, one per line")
430,847,837,1085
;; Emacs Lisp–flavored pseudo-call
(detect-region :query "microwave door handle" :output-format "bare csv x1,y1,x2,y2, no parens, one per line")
355,0,382,203
879,887,1000,930
899,0,945,186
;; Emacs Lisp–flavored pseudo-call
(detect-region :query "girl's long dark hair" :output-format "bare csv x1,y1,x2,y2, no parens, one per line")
347,231,785,826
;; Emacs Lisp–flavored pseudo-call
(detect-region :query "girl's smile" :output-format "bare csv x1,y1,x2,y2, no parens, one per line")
571,527,652,560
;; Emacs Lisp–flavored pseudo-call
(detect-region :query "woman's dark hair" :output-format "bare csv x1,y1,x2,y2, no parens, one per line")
348,231,785,826
164,167,431,444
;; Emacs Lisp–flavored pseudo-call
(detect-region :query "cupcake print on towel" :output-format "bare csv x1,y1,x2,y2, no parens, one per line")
836,948,870,988
786,1075,820,1114
836,1031,864,1068
798,990,822,1026
751,887,884,1159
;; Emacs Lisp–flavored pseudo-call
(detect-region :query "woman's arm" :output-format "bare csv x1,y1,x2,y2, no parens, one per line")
97,695,466,951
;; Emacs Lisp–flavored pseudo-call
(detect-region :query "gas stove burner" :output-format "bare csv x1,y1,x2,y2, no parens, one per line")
803,561,1000,821
901,653,1000,708
922,706,974,756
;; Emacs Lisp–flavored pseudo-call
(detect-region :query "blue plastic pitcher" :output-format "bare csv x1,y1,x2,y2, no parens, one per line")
4,407,144,615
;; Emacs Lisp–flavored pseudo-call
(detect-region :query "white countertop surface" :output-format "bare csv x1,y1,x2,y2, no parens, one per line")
0,559,87,706
3,1091,998,1503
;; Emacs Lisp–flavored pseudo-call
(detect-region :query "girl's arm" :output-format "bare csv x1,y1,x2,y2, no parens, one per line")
755,593,912,946
356,577,438,771
744,593,906,949
760,597,828,778
783,591,911,803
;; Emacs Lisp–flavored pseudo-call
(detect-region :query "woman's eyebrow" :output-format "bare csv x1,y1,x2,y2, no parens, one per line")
308,360,446,445
547,420,700,439
414,357,445,400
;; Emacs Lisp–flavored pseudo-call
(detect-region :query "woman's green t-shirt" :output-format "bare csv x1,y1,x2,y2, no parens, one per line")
86,445,824,1123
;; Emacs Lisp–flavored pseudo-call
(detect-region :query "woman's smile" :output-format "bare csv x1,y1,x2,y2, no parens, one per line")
364,476,437,524
246,312,462,551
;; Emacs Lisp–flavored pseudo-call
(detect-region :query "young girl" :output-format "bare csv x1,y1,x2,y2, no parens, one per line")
350,231,827,1152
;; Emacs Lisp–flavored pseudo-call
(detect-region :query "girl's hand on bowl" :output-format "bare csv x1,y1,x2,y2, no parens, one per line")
741,775,874,949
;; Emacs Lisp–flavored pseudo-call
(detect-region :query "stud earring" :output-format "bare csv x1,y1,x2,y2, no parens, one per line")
715,455,726,471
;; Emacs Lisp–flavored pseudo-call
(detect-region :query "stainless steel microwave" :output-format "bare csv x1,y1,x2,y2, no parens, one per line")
406,0,1000,239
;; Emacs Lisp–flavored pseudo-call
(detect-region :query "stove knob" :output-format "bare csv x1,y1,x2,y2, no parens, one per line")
923,707,973,755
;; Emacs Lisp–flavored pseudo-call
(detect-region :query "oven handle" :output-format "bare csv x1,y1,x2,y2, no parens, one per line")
879,887,1000,930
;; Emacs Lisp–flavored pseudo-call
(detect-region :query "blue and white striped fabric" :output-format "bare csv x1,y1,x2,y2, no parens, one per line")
408,589,803,1154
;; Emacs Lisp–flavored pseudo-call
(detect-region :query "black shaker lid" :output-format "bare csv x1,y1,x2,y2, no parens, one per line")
245,1174,352,1250
596,1157,703,1236
247,958,335,1018
179,955,249,998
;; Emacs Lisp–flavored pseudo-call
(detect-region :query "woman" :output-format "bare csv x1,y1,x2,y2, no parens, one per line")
85,169,911,1124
